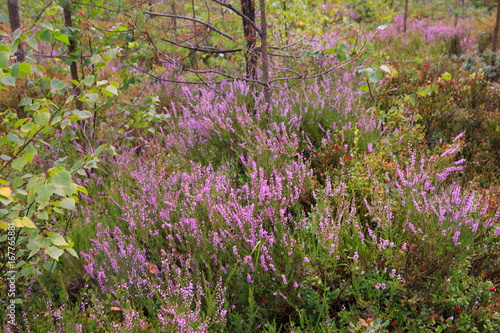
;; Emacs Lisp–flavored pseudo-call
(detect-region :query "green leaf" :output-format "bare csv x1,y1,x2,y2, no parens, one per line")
83,75,94,86
6,133,19,143
0,75,16,86
0,13,8,23
12,29,22,40
71,110,92,120
46,247,64,261
80,92,98,104
21,267,36,277
61,119,71,129
42,21,54,31
11,63,20,77
48,166,65,176
26,37,38,50
39,30,53,42
20,63,31,74
12,177,23,188
36,211,49,220
51,233,68,246
27,241,41,258
55,34,70,45
34,112,50,127
95,144,107,155
66,248,78,258
84,160,98,169
368,70,384,84
90,54,102,65
20,121,36,133
51,170,76,196
14,117,28,128
35,184,55,207
19,97,32,107
58,197,75,210
12,157,28,171
104,85,118,96
442,72,452,81
104,48,117,60
43,261,57,272
50,79,66,91
107,146,117,155
112,25,128,32
0,51,9,69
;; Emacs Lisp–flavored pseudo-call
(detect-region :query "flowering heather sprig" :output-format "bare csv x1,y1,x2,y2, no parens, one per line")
363,143,498,248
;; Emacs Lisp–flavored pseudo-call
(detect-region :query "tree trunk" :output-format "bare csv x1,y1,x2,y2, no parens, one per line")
403,0,409,34
259,0,271,109
493,0,500,66
63,4,83,110
240,0,258,80
7,0,25,62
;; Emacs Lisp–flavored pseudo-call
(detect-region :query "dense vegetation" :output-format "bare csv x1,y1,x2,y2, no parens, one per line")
1,0,500,332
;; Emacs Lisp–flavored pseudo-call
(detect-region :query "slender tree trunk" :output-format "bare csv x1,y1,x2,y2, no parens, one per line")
63,3,83,110
259,0,271,108
493,0,500,66
403,0,409,34
7,0,25,62
190,0,199,69
240,0,257,80
454,0,464,28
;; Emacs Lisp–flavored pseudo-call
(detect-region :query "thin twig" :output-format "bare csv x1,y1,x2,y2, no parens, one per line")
146,11,237,41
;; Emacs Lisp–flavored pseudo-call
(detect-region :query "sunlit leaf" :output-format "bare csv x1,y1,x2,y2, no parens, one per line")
13,216,37,229
34,112,50,127
442,72,452,81
59,197,75,210
55,33,70,45
105,85,118,95
46,247,64,261
0,187,12,199
51,233,68,246
12,157,28,172
51,170,76,196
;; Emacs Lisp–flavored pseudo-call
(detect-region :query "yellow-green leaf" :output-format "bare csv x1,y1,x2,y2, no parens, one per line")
0,186,12,198
51,233,68,246
13,216,37,229
46,247,64,261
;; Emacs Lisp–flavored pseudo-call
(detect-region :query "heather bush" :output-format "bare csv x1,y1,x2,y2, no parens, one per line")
3,1,500,332
375,57,500,186
377,15,479,58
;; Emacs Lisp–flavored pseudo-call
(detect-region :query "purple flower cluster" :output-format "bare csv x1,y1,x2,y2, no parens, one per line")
378,14,478,54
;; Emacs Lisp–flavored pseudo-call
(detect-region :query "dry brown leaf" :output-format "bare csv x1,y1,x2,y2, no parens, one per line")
148,263,158,274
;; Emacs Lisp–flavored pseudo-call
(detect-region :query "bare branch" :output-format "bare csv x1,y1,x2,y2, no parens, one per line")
146,11,237,41
160,38,242,54
268,48,366,84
